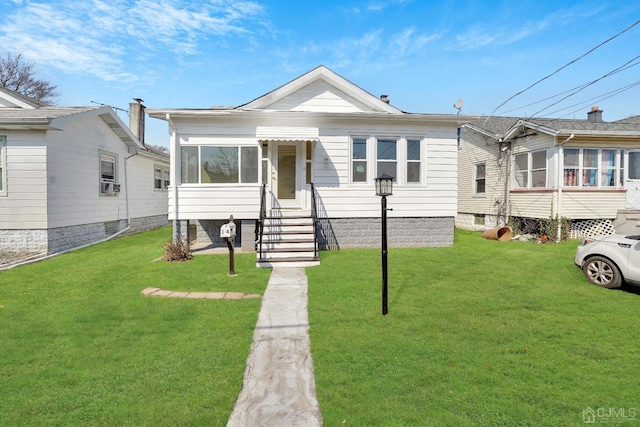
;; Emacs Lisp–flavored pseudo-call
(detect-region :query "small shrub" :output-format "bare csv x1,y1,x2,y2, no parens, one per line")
163,238,193,261
508,216,570,242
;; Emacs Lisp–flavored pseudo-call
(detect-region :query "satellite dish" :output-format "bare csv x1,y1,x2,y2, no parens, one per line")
453,98,464,114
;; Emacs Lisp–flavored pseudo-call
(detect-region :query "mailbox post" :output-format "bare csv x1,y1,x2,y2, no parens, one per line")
220,215,237,276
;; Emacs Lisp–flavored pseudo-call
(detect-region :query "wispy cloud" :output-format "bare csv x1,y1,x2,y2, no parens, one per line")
0,0,267,82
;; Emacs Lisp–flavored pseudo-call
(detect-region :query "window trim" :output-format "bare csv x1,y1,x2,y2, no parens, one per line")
513,149,547,189
563,148,624,188
406,138,423,184
474,162,486,196
99,150,118,196
376,137,398,182
154,164,170,191
180,145,260,185
350,136,369,184
0,136,6,196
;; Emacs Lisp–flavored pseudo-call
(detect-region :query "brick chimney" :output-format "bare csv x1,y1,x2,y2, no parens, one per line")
587,105,603,123
129,98,145,145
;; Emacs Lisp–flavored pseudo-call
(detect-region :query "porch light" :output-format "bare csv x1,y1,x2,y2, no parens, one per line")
375,172,394,315
375,172,394,196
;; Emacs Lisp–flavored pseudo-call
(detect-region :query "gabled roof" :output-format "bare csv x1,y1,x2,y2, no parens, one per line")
0,87,145,151
238,65,402,114
0,86,46,109
463,114,640,141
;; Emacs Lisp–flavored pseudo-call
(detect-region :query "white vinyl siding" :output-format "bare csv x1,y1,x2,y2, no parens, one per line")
0,136,6,196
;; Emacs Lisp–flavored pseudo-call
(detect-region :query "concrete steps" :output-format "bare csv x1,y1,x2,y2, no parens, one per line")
257,210,319,268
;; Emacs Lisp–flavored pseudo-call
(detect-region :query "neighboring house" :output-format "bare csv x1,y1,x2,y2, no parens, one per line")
0,88,170,258
457,107,640,236
148,65,475,265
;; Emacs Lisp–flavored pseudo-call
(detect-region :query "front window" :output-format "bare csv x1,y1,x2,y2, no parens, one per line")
564,148,624,187
181,146,259,184
475,163,486,194
0,136,6,196
352,137,367,183
377,138,397,179
629,151,640,180
514,150,547,189
99,151,117,195
406,139,421,183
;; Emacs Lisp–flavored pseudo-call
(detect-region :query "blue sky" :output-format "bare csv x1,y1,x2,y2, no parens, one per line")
1,0,639,148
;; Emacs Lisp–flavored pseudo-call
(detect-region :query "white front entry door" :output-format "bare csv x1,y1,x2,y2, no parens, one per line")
273,143,302,209
626,151,640,209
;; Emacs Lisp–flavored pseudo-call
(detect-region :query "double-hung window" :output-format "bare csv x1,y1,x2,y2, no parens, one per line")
99,151,118,195
0,136,6,196
377,138,397,180
352,137,367,183
154,165,170,191
564,148,624,187
514,150,547,189
406,139,421,183
475,163,486,195
180,146,259,184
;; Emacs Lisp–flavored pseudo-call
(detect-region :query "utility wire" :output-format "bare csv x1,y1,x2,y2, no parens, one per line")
486,20,640,119
529,54,640,117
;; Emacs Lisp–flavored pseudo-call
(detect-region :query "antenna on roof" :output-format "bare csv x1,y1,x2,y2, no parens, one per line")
90,100,129,114
453,98,464,115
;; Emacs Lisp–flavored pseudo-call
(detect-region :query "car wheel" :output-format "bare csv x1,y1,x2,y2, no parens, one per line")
582,256,622,289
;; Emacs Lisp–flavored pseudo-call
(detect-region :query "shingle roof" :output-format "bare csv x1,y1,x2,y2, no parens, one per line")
0,106,99,120
465,114,640,138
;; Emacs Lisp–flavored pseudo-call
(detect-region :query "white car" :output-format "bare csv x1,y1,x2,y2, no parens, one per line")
574,234,640,289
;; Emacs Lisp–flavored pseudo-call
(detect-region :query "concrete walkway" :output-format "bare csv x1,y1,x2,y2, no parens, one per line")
227,267,323,427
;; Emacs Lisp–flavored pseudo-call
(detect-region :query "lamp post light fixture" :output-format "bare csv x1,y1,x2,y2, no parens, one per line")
375,172,394,315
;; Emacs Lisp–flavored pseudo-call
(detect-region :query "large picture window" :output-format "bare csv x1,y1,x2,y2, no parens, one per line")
180,146,259,184
564,148,624,187
514,150,547,189
377,138,397,179
0,136,6,196
352,137,367,182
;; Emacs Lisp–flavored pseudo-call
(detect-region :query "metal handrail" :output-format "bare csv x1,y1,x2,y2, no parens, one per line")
310,182,318,259
256,183,266,258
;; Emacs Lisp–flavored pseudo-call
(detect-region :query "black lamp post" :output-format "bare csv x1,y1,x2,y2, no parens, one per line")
375,172,393,315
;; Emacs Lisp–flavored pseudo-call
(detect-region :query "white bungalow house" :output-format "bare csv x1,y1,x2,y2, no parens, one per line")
457,107,640,237
0,88,170,260
148,65,475,266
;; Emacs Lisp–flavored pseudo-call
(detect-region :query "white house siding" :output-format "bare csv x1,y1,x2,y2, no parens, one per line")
509,192,555,218
561,191,625,219
0,132,49,253
47,117,129,228
268,80,370,113
125,153,170,232
456,129,507,229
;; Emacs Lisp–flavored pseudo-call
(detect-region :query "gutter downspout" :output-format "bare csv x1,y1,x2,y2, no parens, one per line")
499,137,511,225
168,114,180,242
557,133,575,242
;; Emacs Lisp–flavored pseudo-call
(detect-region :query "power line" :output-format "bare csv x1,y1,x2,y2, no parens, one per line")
529,54,640,117
487,19,640,119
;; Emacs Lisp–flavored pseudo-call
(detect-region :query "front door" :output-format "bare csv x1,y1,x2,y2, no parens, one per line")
273,143,300,208
626,151,640,209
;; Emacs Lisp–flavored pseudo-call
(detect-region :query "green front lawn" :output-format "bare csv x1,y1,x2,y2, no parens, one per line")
307,230,640,426
1,227,638,426
0,227,270,426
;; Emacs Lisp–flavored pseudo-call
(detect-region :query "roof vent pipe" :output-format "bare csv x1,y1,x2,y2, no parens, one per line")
380,94,390,104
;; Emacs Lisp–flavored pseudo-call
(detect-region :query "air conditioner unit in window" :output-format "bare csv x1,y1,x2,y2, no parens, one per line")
101,182,114,195
113,184,121,194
